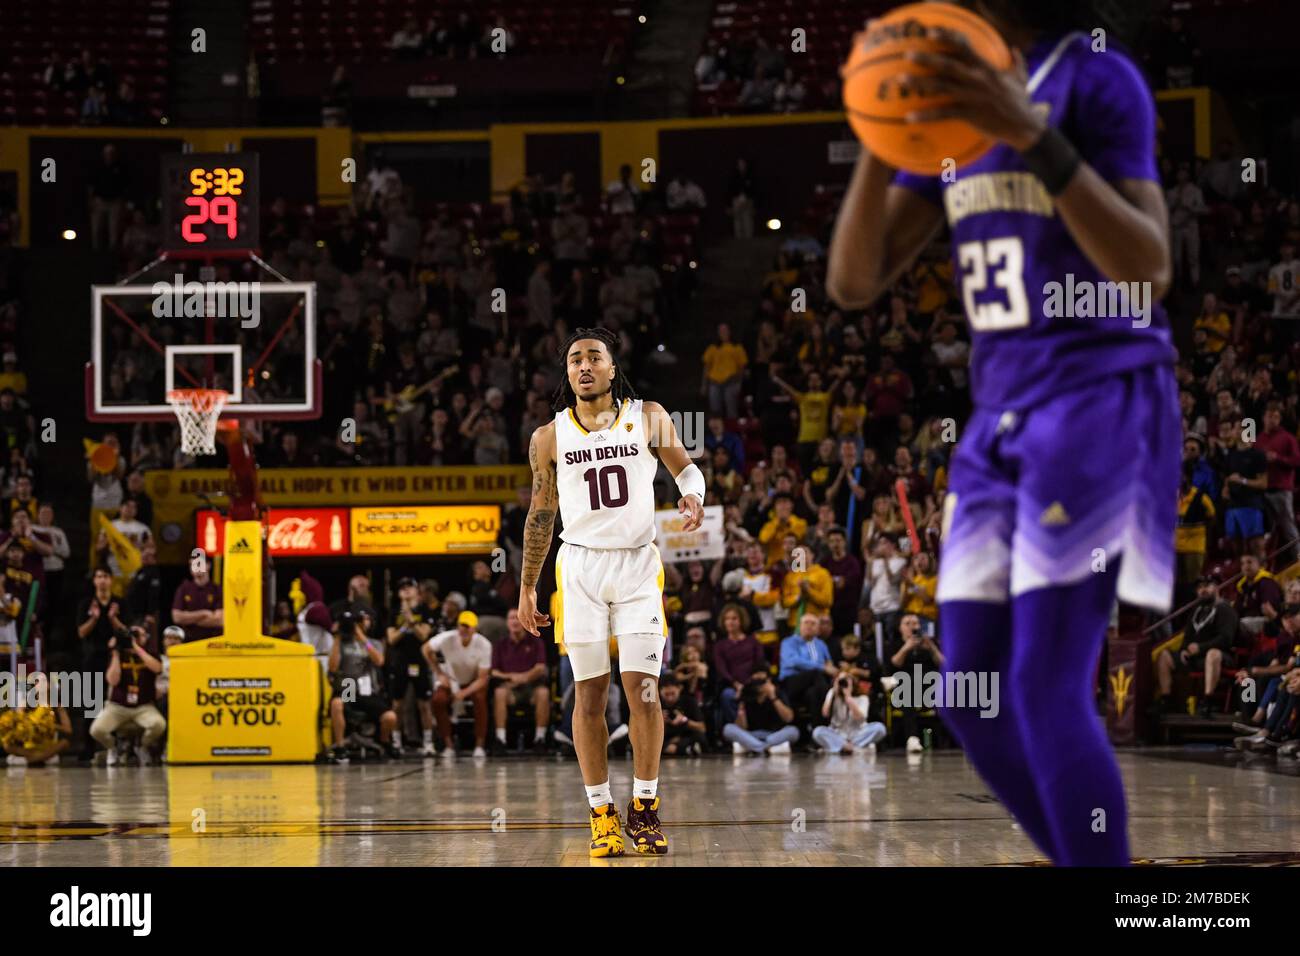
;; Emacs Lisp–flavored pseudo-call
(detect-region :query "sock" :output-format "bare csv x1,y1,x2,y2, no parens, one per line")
1011,564,1131,866
633,776,658,800
534,727,546,742
422,729,432,745
585,781,613,810
495,728,507,743
392,731,402,749
937,600,1061,862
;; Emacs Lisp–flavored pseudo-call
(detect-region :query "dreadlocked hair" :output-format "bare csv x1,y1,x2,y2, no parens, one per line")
550,326,639,412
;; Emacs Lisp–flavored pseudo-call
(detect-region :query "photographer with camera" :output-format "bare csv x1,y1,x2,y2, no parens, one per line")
89,623,165,766
386,576,436,756
813,672,886,754
328,607,400,761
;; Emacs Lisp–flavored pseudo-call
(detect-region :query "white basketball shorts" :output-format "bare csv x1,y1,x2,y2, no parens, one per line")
554,541,667,646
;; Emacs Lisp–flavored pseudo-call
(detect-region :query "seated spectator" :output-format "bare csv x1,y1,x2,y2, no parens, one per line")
1234,608,1300,752
778,611,836,717
329,609,400,760
773,68,806,112
666,175,706,211
738,65,776,110
713,603,766,725
1154,575,1237,717
887,613,943,753
424,610,492,756
605,164,640,217
735,543,780,653
0,352,26,398
490,609,549,753
389,17,424,57
672,644,709,703
1234,552,1282,637
659,675,707,756
89,624,165,765
1234,602,1300,725
812,671,886,754
833,633,878,690
723,672,800,754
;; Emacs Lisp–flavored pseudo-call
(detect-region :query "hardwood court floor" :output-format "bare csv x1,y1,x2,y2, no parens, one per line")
1,749,1297,866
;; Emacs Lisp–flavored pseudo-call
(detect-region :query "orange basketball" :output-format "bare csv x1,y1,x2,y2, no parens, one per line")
842,2,1012,175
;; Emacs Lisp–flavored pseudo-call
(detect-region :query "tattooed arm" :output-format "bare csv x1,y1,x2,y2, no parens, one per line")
517,422,557,637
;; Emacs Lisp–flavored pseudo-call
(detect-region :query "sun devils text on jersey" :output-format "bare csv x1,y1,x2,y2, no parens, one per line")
554,397,658,549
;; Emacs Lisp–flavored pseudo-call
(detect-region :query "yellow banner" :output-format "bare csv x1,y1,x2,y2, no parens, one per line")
350,505,500,555
146,466,528,563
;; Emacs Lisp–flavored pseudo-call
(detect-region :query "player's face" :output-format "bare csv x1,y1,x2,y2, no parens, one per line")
567,339,616,401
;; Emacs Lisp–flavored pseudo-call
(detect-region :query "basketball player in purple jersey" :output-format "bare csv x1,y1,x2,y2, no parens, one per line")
828,1,1177,865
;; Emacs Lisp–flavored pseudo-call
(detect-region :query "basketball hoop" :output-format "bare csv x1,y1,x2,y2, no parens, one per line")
166,388,230,455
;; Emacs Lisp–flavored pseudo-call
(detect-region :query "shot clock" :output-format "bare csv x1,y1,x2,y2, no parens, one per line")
160,152,260,252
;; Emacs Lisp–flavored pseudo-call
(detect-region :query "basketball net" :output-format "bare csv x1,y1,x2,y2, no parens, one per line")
166,388,229,455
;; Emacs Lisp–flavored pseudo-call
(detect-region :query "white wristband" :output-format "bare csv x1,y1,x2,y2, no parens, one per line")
675,463,706,503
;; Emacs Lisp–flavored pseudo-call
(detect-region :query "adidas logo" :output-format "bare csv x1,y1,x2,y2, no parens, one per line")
646,652,658,662
1040,502,1071,526
650,616,659,624
594,433,607,442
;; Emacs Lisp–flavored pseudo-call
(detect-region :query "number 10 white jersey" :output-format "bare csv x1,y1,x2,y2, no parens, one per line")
554,398,658,549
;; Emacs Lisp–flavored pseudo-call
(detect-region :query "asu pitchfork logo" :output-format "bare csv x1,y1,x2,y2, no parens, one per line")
1109,666,1133,718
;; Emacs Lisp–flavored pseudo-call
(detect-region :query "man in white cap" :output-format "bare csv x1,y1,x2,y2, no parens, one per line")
423,610,492,756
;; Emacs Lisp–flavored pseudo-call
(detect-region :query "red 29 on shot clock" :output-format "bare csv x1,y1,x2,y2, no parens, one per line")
160,152,260,252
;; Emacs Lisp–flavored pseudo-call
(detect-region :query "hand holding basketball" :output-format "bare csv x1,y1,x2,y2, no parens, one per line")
899,42,1043,151
841,2,1016,174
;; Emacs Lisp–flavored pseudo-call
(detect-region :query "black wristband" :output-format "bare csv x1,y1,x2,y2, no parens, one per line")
1019,126,1081,197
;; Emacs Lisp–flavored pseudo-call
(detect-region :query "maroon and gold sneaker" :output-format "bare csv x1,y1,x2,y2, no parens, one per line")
625,796,668,855
589,803,626,858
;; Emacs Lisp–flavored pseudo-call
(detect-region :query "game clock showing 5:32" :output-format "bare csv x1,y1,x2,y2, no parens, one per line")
160,152,260,252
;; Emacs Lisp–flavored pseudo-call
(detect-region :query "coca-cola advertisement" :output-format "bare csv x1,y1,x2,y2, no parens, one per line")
196,509,350,557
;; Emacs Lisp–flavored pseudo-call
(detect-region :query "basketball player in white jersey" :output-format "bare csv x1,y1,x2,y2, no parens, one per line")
518,328,705,857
